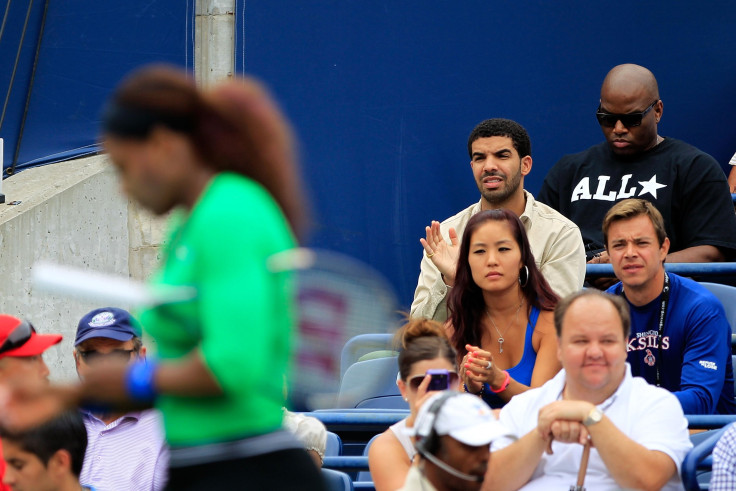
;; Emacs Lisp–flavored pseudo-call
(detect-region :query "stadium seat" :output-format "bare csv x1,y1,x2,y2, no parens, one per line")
357,433,381,481
353,483,376,490
337,356,409,409
682,424,731,491
340,333,395,378
700,283,736,393
322,468,354,491
325,431,343,457
700,283,736,331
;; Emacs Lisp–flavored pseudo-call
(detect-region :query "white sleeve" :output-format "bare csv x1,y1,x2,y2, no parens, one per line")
491,393,533,451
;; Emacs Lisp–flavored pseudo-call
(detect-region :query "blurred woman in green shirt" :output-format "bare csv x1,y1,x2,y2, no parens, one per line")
4,66,325,491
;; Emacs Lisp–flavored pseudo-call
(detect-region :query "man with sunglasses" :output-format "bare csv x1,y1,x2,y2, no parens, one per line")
0,314,63,491
538,63,736,264
73,307,168,490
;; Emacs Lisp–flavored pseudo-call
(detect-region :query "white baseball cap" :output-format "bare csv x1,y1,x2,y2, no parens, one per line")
412,391,513,447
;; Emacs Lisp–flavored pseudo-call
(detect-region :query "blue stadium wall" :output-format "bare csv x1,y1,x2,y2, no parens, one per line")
0,1,193,173
237,1,736,308
2,2,735,309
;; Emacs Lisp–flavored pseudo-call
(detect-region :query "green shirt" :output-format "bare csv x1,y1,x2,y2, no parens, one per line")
139,172,296,446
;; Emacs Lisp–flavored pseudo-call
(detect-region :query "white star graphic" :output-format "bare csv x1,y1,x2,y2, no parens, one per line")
637,175,667,199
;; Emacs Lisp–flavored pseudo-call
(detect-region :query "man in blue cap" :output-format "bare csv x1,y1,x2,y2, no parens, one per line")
74,307,168,490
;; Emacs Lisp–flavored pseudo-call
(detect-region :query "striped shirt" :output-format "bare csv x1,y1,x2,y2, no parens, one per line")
712,423,736,491
80,409,168,491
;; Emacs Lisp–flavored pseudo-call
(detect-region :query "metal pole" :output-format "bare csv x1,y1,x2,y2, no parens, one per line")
0,138,5,203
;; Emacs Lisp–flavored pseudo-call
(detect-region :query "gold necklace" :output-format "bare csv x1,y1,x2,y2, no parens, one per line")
486,302,522,354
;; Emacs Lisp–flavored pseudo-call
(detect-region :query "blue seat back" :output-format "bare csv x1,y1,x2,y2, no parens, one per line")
700,283,736,395
325,431,343,457
682,425,731,491
357,433,381,482
700,282,736,331
338,356,408,410
322,468,354,491
340,333,394,378
355,396,408,409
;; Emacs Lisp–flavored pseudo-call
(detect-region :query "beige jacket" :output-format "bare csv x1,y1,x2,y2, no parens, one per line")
410,191,585,321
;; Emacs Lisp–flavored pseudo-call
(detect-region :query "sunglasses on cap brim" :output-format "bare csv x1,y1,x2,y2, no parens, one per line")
0,320,35,356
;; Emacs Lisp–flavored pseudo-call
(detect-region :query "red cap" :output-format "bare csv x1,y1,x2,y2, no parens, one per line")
0,314,62,359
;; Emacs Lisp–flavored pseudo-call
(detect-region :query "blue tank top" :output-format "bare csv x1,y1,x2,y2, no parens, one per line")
482,306,540,408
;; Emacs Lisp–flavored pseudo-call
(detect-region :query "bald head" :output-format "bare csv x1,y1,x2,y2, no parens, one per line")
598,64,663,156
601,64,659,101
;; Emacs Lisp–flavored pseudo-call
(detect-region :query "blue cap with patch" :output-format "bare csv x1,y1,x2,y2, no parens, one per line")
75,307,141,346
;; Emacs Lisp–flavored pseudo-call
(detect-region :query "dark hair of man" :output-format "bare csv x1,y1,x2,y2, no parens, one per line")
396,317,457,381
132,336,143,352
467,118,531,159
447,209,559,355
0,411,87,477
602,198,667,247
554,290,631,338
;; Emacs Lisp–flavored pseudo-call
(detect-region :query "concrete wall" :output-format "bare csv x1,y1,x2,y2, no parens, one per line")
0,0,235,382
0,155,166,381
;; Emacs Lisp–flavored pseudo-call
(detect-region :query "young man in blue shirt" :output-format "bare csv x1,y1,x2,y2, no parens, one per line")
603,198,735,414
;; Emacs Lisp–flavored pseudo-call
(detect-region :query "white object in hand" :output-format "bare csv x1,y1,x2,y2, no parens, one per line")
32,261,196,306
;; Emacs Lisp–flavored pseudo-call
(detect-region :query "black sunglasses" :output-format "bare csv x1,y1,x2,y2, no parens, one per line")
596,100,658,128
78,349,136,364
0,320,35,356
407,371,459,391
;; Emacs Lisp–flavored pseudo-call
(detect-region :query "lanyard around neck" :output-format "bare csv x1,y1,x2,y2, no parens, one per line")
654,272,670,387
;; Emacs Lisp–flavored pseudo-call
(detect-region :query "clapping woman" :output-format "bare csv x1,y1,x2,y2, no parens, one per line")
446,209,561,408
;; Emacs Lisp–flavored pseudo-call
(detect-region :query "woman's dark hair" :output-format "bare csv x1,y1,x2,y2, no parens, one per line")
102,64,307,239
396,318,456,381
447,209,558,355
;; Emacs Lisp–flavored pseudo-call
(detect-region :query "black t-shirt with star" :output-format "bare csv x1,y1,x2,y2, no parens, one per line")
537,138,736,257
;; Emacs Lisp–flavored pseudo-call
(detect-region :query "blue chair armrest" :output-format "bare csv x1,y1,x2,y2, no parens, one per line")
686,415,736,430
587,263,736,278
302,411,407,432
682,427,729,491
323,456,370,472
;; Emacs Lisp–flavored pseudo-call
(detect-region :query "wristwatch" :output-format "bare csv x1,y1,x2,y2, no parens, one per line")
583,407,603,427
